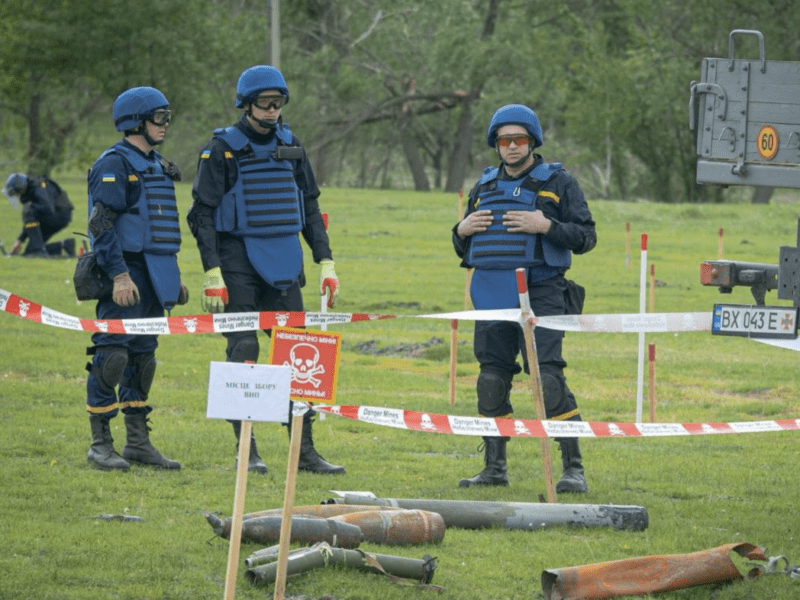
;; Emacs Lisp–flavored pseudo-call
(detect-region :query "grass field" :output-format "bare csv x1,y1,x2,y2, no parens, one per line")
1,177,799,600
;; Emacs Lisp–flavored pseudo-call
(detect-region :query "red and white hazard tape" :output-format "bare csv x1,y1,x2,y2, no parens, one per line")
0,288,394,334
3,286,798,433
314,403,800,438
0,287,712,334
1,288,799,352
418,309,713,333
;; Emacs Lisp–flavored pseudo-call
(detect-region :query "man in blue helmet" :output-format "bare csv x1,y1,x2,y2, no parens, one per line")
453,104,596,493
83,86,187,471
187,65,345,475
2,172,75,258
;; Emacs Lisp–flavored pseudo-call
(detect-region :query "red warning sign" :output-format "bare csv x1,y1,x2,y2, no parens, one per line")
268,327,342,402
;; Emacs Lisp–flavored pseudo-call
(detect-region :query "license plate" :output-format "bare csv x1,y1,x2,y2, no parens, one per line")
712,304,798,339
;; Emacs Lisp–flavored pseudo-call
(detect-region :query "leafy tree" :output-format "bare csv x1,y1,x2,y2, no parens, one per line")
0,0,269,175
2,0,798,202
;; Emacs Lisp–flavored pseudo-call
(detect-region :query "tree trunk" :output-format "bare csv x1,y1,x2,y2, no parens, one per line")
400,120,430,192
445,100,474,193
27,79,45,174
443,0,497,193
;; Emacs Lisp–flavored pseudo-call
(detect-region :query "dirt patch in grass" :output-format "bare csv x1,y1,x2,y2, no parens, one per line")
344,337,445,358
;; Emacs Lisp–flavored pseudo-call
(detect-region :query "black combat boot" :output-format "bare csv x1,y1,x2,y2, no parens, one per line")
556,438,588,493
231,420,268,474
45,238,74,257
87,415,130,471
121,412,181,469
459,436,509,487
289,418,346,474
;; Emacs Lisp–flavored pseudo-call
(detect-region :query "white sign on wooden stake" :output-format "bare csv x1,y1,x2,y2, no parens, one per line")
206,361,291,422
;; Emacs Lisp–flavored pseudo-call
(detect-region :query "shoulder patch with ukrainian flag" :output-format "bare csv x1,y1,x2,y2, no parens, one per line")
200,149,211,159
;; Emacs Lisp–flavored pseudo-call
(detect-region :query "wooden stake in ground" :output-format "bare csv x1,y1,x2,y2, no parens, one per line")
223,419,253,600
273,413,304,600
649,263,656,314
625,222,631,268
515,268,556,503
648,344,657,423
320,213,329,332
449,190,465,405
635,234,648,422
449,317,458,406
718,227,724,259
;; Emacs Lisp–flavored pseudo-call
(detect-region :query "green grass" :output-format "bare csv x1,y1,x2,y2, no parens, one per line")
1,180,800,599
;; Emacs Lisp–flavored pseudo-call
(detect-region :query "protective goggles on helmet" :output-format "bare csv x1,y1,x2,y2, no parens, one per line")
496,135,531,148
147,109,172,126
253,94,287,111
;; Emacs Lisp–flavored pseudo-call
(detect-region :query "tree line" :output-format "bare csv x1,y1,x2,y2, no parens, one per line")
1,0,797,202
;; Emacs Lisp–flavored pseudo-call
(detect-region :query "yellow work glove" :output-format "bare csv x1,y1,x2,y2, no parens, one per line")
319,259,339,308
202,266,228,313
112,272,140,307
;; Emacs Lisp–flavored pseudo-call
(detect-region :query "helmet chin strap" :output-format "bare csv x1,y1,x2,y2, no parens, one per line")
144,131,163,146
133,122,163,147
246,107,277,130
499,148,533,170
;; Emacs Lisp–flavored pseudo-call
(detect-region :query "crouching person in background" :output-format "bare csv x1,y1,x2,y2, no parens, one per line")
2,172,75,258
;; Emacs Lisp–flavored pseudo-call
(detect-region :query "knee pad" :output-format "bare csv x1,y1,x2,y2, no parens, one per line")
91,346,128,394
541,372,566,413
121,352,157,397
477,371,511,416
227,336,260,363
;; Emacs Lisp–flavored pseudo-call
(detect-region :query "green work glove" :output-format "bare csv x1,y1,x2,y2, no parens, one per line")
202,266,228,313
319,259,339,308
112,272,140,307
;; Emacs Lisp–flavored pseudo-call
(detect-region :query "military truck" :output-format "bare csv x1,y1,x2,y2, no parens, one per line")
691,29,798,337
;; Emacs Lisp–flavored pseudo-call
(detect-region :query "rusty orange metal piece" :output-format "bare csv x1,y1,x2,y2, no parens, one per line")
330,508,446,546
541,542,767,600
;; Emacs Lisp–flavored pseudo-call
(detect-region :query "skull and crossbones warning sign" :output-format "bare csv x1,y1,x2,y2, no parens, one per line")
269,327,342,402
287,343,325,388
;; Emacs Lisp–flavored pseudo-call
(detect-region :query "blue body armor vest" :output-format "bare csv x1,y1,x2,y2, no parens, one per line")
87,142,182,309
211,124,306,290
212,125,304,237
466,162,570,271
89,143,182,255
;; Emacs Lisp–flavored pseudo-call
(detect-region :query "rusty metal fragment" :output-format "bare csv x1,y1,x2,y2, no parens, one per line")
329,508,445,546
541,542,767,599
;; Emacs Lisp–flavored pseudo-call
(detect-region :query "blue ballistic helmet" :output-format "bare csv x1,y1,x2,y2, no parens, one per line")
235,65,289,108
3,172,28,197
486,104,544,149
112,86,169,132
2,172,27,207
